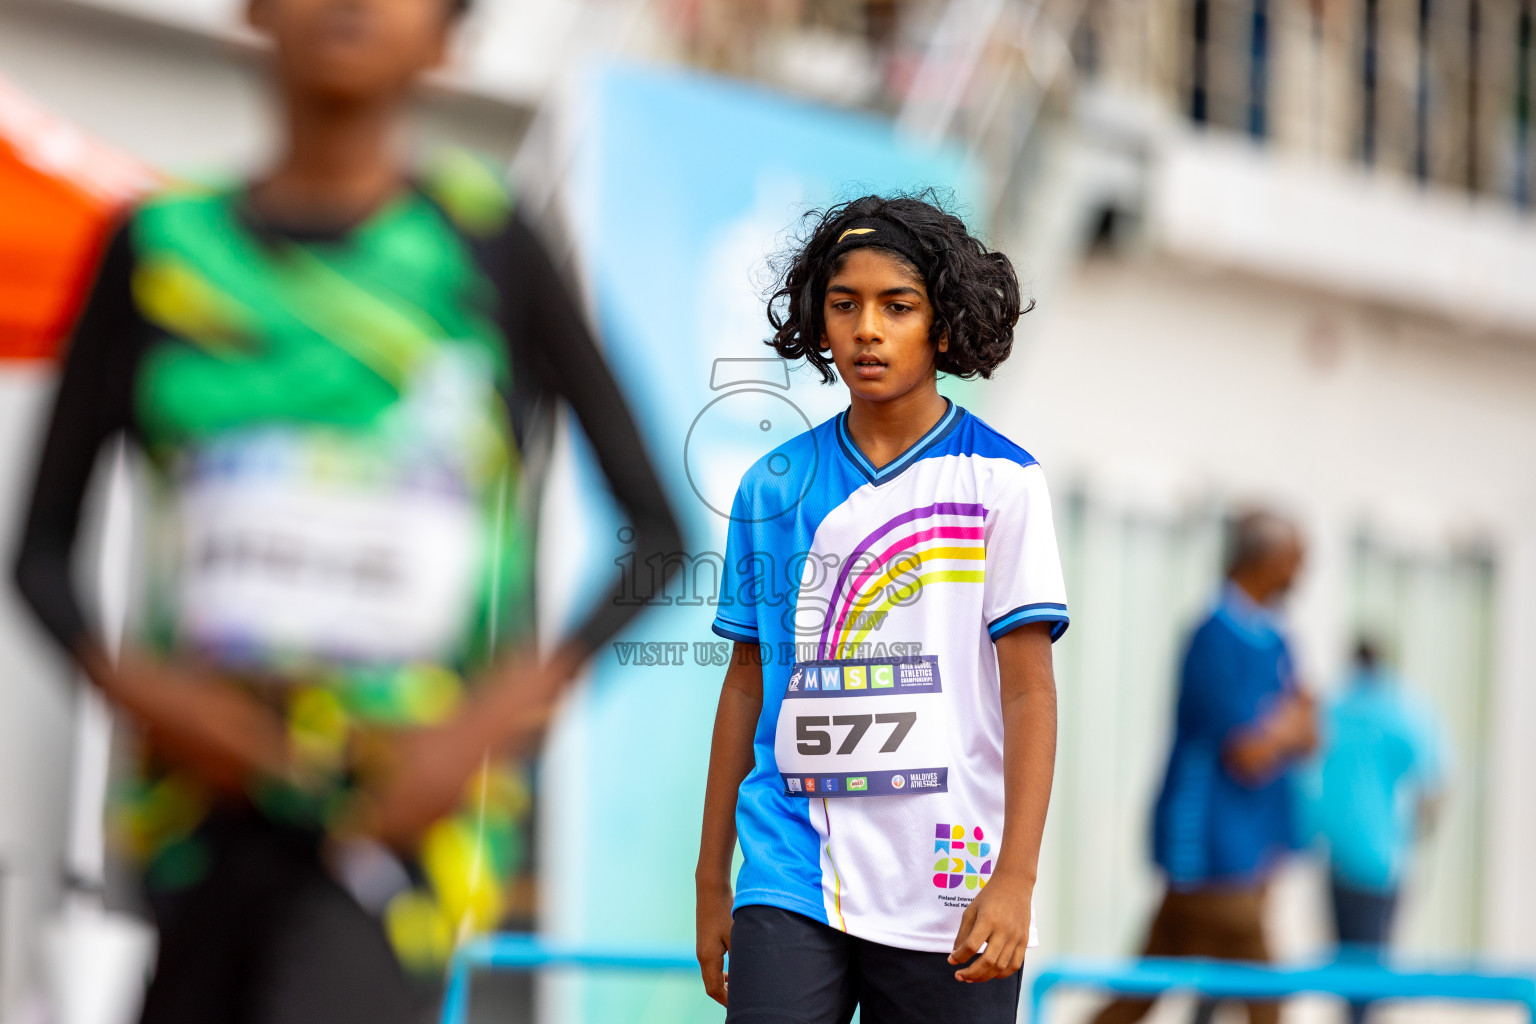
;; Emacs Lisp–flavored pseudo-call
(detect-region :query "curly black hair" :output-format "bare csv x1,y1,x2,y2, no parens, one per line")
766,190,1029,385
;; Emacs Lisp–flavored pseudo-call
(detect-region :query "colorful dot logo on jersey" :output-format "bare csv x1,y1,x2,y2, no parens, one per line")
931,824,993,890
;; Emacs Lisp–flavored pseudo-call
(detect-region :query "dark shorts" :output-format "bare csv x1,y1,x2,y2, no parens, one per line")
1329,877,1398,953
725,904,1022,1024
140,813,432,1024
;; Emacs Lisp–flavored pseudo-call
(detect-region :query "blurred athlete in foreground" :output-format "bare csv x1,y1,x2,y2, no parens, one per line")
13,0,679,1019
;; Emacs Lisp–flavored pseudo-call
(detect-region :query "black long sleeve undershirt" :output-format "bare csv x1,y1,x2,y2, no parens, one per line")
494,212,684,655
13,203,681,666
13,223,143,654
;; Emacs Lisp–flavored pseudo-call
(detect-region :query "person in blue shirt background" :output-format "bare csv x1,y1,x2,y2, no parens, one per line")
1092,510,1319,1024
1306,637,1447,1024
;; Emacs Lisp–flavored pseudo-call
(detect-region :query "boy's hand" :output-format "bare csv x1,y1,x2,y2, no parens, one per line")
344,719,485,851
347,655,575,851
695,880,734,1006
948,870,1033,983
695,643,760,1007
1280,690,1319,756
85,647,291,797
1227,690,1320,783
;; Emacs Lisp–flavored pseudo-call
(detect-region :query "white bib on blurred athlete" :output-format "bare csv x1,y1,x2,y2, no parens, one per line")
176,464,480,666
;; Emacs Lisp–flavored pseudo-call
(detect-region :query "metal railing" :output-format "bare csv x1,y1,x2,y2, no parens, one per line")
1031,957,1536,1023
439,935,696,1024
440,936,1536,1024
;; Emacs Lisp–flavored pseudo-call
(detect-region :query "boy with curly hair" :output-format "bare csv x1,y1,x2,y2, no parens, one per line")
695,193,1069,1024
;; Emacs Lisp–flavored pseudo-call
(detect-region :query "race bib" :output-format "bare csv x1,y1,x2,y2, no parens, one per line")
775,656,949,797
175,460,483,669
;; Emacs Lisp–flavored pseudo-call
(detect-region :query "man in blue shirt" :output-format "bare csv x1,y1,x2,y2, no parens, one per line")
1092,511,1318,1024
1309,638,1446,1023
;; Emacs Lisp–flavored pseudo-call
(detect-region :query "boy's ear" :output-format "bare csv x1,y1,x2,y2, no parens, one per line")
819,332,830,350
936,330,950,353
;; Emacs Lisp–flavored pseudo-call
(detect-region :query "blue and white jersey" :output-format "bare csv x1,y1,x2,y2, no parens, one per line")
711,400,1068,952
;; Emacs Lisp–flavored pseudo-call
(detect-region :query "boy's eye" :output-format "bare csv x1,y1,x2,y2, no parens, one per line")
831,300,857,312
888,303,913,314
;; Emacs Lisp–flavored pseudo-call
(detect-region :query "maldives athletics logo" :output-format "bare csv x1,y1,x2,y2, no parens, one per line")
932,824,992,890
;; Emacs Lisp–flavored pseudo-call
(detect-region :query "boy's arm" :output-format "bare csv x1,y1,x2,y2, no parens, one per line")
695,643,764,1007
1225,691,1318,784
950,620,1056,983
14,226,296,799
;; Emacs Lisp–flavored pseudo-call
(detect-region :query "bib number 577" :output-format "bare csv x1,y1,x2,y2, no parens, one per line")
795,712,917,756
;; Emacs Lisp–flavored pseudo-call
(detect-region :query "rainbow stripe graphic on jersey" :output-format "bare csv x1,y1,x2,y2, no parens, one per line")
819,502,988,658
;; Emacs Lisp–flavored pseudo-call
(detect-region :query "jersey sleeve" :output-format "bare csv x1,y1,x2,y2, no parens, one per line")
503,212,683,657
983,462,1069,642
13,221,145,654
710,483,761,645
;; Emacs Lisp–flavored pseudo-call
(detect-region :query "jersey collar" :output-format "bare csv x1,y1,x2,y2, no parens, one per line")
1216,582,1284,646
834,398,962,486
232,181,420,246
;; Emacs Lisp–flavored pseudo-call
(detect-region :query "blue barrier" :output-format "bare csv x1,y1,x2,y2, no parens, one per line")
1031,958,1536,1023
439,934,697,1024
440,938,1536,1024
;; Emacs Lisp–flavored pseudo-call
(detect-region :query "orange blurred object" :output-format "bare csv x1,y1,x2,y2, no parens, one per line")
0,75,157,361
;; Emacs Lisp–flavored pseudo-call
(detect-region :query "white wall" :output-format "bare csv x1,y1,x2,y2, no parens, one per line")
44,0,625,105
0,372,75,1021
1154,134,1536,338
0,0,532,176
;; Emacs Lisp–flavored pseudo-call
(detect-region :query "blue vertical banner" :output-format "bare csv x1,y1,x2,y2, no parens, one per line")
537,62,979,1024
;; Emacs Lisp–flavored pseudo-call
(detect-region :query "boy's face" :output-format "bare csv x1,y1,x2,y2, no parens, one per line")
248,0,453,104
821,248,946,405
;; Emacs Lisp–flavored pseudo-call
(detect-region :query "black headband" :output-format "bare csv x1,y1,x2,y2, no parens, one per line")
825,216,932,278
